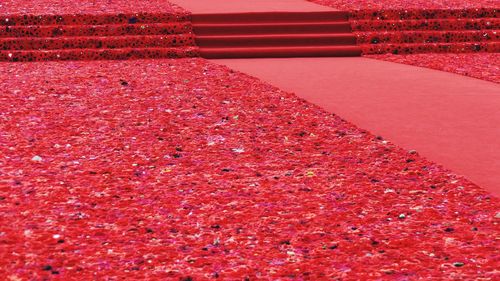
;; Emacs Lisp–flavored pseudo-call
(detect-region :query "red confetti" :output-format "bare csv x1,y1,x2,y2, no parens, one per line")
308,0,499,10
0,58,499,280
0,1,199,62
0,0,188,16
309,0,499,55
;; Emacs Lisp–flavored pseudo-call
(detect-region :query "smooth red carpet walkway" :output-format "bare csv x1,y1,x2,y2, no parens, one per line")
215,57,500,197
170,0,500,196
169,0,337,13
171,0,361,58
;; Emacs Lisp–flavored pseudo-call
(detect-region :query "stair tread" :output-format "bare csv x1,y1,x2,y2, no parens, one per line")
196,33,357,48
197,33,356,39
0,34,191,40
194,21,351,27
192,11,349,23
201,45,360,50
0,34,195,50
1,46,198,51
0,47,199,61
193,22,352,35
199,45,361,58
354,18,500,23
359,41,500,45
360,29,500,34
1,22,189,29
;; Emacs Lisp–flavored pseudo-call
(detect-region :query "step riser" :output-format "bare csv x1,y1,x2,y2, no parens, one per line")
0,35,195,50
191,12,359,58
361,42,500,55
0,23,193,38
357,30,499,44
193,23,352,35
200,47,361,59
350,8,498,21
193,12,349,24
0,13,190,26
0,47,200,61
352,18,499,32
196,35,357,48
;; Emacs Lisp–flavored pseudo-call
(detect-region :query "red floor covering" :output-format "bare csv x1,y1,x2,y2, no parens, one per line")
367,53,500,83
169,0,335,13
0,1,199,62
1,58,499,280
217,57,500,196
0,0,187,16
308,0,499,10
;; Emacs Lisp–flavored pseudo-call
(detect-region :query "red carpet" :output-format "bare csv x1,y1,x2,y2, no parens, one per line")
368,53,500,83
308,0,499,10
1,0,499,280
308,1,500,55
3,0,497,61
169,0,337,13
216,57,500,197
192,11,361,59
1,58,499,280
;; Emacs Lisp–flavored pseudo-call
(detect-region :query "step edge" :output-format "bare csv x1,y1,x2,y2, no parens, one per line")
0,34,194,41
199,45,361,51
196,33,357,39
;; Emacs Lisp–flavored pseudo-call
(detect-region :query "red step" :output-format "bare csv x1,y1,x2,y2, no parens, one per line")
0,47,200,61
0,13,190,26
350,8,498,21
194,21,352,35
361,41,500,55
197,33,357,48
351,18,500,32
357,30,499,44
192,11,359,59
0,34,195,50
0,23,193,38
199,46,362,59
192,11,349,24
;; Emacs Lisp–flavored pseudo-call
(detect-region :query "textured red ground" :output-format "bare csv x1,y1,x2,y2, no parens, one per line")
0,58,499,279
367,53,500,83
0,0,186,16
308,0,499,10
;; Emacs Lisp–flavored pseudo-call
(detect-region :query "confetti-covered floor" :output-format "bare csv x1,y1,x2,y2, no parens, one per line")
1,58,499,279
367,53,500,83
0,0,187,16
0,0,198,62
307,0,500,82
308,0,499,10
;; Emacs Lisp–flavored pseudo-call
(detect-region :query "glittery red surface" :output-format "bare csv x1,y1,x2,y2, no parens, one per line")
360,42,498,55
308,0,499,56
356,30,498,45
347,9,498,21
351,18,498,32
308,0,499,10
0,22,193,37
0,0,187,16
1,58,499,279
367,53,500,83
0,1,198,62
0,47,199,62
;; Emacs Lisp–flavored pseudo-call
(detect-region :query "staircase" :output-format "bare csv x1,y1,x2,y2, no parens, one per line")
0,13,199,61
349,9,500,55
192,11,361,58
